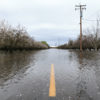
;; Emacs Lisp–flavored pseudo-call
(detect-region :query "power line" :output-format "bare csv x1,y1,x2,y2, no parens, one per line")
83,19,100,22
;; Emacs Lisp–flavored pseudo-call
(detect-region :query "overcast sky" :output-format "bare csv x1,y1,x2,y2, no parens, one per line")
0,0,100,46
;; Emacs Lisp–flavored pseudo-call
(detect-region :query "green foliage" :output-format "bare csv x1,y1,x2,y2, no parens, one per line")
41,41,50,48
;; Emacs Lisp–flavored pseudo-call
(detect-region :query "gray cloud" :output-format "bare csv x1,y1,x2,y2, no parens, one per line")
0,0,100,45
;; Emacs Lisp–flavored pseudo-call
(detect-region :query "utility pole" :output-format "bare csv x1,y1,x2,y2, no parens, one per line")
75,4,86,52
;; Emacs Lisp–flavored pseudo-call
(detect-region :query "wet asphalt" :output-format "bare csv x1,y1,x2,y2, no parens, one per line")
0,49,100,100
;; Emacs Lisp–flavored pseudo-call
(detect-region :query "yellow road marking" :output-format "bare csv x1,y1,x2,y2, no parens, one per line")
49,64,56,97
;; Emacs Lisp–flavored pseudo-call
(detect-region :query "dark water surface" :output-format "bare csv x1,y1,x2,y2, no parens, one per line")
0,49,100,100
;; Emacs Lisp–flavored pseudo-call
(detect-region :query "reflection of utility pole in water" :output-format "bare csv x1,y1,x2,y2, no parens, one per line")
75,52,93,100
75,4,86,52
79,51,83,68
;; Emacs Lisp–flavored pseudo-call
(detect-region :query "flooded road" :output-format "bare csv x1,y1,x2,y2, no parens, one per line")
0,49,100,100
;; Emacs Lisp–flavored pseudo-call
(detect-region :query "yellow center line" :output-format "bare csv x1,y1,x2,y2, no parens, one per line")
49,64,56,97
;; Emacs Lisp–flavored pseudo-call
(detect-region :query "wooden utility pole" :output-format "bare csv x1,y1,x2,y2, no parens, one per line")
75,4,86,52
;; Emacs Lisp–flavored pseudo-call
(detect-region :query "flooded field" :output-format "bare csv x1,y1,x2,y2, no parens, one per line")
0,49,100,100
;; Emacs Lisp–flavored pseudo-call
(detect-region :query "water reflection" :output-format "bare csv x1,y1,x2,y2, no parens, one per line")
75,51,97,100
0,51,38,87
0,49,100,100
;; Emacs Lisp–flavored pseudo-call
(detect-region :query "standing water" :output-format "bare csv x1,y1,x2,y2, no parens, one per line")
0,49,100,100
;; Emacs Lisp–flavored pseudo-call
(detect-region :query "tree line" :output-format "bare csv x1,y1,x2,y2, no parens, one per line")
58,20,100,51
0,20,49,50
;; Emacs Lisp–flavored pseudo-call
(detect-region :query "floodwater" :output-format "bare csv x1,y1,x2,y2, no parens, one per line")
0,49,100,100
